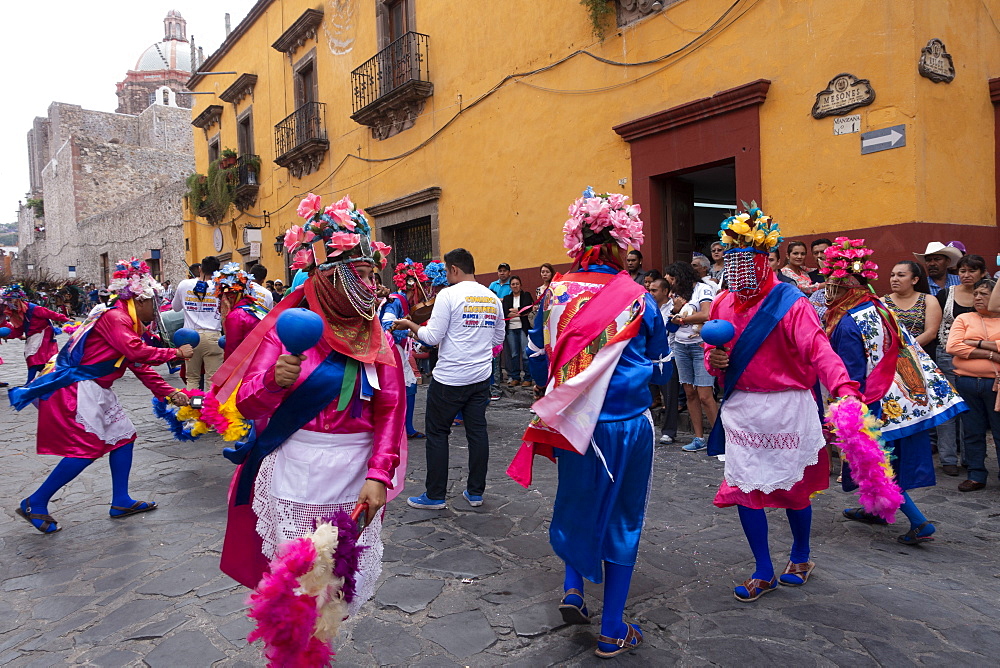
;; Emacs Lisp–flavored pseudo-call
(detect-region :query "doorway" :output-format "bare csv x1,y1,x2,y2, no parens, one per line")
659,161,736,266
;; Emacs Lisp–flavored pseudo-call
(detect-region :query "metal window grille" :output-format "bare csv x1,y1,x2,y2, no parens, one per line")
390,217,433,266
351,32,430,113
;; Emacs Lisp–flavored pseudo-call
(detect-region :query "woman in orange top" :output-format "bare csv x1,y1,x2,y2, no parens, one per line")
946,277,1000,492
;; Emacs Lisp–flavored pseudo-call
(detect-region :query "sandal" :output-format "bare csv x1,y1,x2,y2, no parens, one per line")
733,576,777,602
897,521,935,546
558,588,590,624
778,560,815,586
407,431,426,439
595,623,642,658
842,508,887,525
109,500,157,519
15,499,60,534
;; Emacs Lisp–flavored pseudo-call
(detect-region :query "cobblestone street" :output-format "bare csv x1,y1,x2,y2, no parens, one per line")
2,336,1000,666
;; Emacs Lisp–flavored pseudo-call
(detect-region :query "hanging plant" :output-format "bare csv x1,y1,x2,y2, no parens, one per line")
184,173,208,211
220,147,238,169
580,0,615,38
204,158,238,224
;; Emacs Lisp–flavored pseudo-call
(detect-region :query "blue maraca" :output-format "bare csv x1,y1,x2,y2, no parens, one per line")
276,308,325,355
173,328,200,348
0,326,11,338
701,319,735,349
53,327,63,335
218,335,227,350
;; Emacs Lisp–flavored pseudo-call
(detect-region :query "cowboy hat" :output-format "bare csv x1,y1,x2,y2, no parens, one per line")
914,241,963,268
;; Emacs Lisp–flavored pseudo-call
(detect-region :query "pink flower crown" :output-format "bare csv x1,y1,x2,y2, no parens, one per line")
284,193,391,271
819,237,878,281
562,187,644,258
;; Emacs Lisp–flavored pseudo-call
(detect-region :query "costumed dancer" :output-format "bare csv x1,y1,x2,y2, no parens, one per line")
213,192,404,616
8,259,193,534
380,261,430,439
212,262,270,361
507,188,670,658
1,283,70,383
704,206,862,601
821,238,965,545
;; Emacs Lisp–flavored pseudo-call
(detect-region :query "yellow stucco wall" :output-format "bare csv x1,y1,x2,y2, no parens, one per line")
186,0,1000,278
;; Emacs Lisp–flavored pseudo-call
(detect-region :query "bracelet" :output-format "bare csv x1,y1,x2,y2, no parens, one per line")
990,351,994,361
977,340,982,349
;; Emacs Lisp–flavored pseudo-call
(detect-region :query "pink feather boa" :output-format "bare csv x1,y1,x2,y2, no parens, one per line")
246,538,333,668
827,396,904,523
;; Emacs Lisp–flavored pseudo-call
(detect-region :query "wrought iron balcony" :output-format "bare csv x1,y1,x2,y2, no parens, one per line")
351,32,433,140
274,102,329,178
234,154,260,210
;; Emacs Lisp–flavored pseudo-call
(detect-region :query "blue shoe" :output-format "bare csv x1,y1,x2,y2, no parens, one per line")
407,493,446,509
682,437,707,452
462,490,483,507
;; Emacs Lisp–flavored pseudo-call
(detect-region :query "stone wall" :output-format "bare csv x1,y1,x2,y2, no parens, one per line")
17,101,194,284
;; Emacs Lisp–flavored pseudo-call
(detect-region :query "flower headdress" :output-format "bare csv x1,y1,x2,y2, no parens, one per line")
211,262,251,297
425,261,449,288
392,259,429,290
108,258,162,300
819,236,878,282
1,283,28,301
562,187,644,259
718,201,781,252
284,193,391,271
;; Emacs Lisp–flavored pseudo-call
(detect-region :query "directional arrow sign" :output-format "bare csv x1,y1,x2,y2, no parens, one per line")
861,125,906,154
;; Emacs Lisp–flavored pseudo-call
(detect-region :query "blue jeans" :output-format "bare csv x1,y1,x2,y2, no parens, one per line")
505,329,526,382
953,376,1000,483
935,352,964,465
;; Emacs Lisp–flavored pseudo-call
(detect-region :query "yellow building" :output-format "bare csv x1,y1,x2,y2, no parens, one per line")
184,0,1000,290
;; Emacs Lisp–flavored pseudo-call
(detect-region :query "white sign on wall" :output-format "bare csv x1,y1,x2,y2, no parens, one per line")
834,114,861,135
249,241,261,259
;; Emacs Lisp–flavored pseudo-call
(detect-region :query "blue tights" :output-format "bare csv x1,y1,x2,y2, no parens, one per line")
25,442,141,524
899,491,934,536
563,562,641,648
405,384,418,435
737,505,813,584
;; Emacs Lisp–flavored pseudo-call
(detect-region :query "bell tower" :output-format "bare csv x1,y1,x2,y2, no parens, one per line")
164,9,188,42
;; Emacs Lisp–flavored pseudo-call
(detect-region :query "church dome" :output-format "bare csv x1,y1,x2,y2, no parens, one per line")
135,40,191,72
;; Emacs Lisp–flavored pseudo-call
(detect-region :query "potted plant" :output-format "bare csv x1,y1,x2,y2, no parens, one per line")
220,148,238,169
242,154,261,186
184,173,209,213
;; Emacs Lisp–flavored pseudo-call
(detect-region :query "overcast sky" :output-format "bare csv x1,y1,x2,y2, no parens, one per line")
0,1,259,229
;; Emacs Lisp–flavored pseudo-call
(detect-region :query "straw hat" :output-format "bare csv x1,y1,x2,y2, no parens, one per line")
913,242,963,268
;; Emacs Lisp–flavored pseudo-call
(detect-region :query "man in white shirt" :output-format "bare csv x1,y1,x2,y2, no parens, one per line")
393,248,506,509
648,278,679,445
171,256,223,389
249,264,274,309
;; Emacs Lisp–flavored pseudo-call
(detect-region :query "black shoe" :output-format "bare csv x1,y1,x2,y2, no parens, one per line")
942,464,959,476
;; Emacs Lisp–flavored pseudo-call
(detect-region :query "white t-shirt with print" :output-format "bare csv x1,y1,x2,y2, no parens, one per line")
171,277,222,331
674,282,716,345
417,280,506,386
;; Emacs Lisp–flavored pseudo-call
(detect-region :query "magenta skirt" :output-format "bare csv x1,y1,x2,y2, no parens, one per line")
714,448,830,510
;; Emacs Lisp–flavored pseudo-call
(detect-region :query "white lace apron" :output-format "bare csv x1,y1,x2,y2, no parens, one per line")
24,332,44,358
721,389,824,494
252,429,383,616
75,380,136,445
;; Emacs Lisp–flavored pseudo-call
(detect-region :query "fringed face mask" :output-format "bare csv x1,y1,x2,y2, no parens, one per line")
724,248,769,300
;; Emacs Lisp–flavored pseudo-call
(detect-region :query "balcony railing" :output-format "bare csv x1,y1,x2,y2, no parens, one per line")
275,102,327,159
234,154,260,209
274,102,329,178
352,32,430,114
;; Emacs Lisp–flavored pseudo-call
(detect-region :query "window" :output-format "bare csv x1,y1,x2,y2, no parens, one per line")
294,56,317,108
237,109,255,156
389,216,433,265
388,0,409,41
100,253,109,287
208,135,221,163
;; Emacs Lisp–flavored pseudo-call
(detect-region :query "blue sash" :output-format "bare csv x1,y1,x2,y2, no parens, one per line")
707,282,803,456
233,350,350,506
8,317,118,410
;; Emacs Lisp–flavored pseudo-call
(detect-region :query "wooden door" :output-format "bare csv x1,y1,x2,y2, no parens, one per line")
663,178,695,266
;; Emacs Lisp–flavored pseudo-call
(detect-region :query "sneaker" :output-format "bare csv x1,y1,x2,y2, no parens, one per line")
682,438,707,452
659,434,674,445
462,490,484,507
407,493,446,509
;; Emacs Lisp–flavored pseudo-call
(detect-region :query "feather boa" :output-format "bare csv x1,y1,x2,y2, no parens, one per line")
827,395,904,523
246,510,367,667
150,388,250,443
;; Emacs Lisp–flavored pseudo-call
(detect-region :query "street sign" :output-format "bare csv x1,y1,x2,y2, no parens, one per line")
834,114,861,135
861,125,906,154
